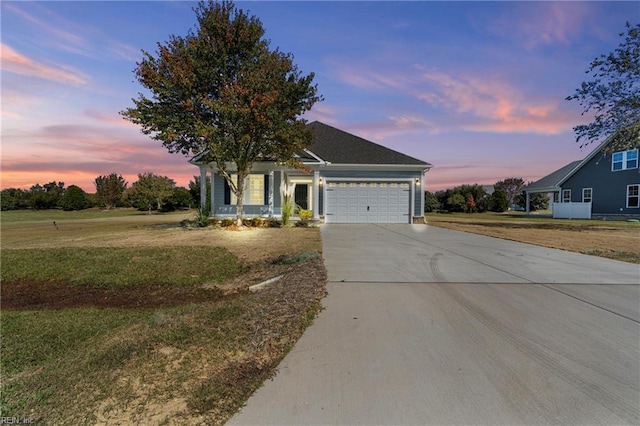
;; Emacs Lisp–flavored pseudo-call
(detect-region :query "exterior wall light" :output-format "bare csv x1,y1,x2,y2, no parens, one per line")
319,178,323,185
415,178,420,186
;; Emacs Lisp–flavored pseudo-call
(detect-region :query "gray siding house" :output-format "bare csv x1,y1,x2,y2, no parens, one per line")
525,140,639,219
191,121,433,223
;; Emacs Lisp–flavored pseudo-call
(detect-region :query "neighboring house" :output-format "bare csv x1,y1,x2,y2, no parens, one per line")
191,121,433,223
524,140,639,219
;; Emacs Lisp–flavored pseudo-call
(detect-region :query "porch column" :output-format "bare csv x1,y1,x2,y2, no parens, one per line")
525,191,530,214
268,171,274,217
313,171,320,219
420,173,425,216
209,172,215,217
199,167,207,210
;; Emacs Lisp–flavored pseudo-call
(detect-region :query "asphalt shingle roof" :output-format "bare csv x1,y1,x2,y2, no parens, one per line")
307,121,429,166
525,160,582,192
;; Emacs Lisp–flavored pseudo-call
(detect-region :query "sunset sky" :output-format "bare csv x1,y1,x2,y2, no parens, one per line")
2,1,638,193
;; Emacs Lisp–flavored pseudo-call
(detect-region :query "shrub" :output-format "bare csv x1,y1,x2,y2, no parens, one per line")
220,218,235,227
266,218,281,228
194,203,211,227
281,198,294,226
298,209,312,221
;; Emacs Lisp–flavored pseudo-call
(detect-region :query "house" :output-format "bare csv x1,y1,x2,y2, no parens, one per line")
524,139,639,219
190,121,433,223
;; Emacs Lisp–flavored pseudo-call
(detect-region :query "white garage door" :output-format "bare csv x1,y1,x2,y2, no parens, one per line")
325,181,411,223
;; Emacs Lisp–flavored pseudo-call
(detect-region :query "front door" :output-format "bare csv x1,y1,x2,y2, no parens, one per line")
294,184,309,210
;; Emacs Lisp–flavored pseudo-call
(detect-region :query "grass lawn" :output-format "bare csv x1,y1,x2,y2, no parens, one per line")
1,209,326,425
426,212,640,263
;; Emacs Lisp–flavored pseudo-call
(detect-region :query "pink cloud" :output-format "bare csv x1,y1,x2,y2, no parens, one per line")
0,108,22,120
418,71,576,135
305,104,340,126
84,110,137,128
488,3,594,50
341,119,424,143
328,59,414,91
1,121,198,192
1,43,87,86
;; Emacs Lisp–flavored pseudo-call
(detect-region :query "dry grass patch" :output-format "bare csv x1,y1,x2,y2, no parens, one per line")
1,209,321,264
426,213,640,263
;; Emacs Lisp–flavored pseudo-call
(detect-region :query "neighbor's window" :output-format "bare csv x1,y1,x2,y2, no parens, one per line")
627,184,639,208
230,174,265,205
562,189,571,203
612,149,638,171
582,188,592,203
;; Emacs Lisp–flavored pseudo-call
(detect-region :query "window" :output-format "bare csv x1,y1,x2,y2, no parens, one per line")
230,174,264,205
612,149,639,171
627,185,639,208
562,189,571,203
582,188,592,203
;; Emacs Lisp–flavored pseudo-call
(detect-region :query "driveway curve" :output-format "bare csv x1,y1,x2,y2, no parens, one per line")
228,224,640,425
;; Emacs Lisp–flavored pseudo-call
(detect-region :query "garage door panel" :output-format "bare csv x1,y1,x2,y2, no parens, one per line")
325,181,411,224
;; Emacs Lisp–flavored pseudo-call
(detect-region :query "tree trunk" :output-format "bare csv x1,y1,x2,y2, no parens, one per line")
235,173,246,227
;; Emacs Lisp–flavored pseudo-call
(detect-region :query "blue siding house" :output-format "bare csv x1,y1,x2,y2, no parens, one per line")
525,140,639,219
191,122,433,223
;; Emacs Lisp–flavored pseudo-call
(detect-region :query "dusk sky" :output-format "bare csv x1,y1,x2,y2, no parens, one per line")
2,1,638,193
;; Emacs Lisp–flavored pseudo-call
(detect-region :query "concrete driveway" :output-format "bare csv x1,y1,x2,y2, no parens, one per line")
228,224,640,425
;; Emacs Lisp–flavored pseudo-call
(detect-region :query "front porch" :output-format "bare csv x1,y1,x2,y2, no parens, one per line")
198,166,322,220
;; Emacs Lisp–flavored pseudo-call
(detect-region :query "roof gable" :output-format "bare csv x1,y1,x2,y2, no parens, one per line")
306,121,430,166
524,135,639,192
526,160,582,192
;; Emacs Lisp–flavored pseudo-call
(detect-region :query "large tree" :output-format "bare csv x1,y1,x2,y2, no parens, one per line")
125,172,176,213
94,173,127,209
59,185,92,211
566,22,640,152
494,177,526,207
121,0,321,225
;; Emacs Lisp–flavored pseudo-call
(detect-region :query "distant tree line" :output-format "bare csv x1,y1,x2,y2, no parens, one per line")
424,177,549,213
1,172,207,212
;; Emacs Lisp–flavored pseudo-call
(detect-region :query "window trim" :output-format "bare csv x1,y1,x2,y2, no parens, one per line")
627,184,639,209
582,188,592,203
562,189,571,203
612,149,639,171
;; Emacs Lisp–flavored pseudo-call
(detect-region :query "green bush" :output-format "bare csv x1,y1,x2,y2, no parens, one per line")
489,189,509,212
59,185,92,211
194,203,211,227
298,209,312,221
